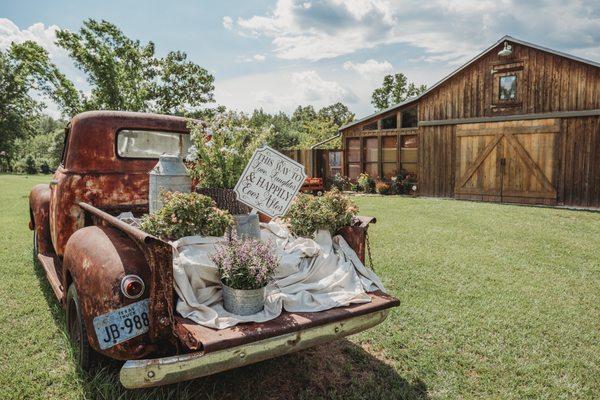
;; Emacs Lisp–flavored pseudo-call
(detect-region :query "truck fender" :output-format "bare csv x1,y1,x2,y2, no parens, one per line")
29,184,53,255
62,225,153,360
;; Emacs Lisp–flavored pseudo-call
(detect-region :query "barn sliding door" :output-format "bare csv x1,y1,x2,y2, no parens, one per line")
455,119,560,205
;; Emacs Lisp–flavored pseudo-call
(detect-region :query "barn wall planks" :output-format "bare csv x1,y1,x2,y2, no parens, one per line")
560,116,600,208
418,43,600,122
418,125,455,197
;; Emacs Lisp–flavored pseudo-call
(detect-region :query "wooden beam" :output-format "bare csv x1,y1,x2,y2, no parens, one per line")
419,109,600,126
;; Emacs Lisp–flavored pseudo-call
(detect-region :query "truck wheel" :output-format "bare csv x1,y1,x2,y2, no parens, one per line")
66,283,97,371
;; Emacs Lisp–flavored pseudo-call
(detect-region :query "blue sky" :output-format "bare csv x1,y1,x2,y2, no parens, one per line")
1,0,599,119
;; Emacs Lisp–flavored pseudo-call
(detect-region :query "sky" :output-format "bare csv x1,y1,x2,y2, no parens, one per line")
1,0,599,120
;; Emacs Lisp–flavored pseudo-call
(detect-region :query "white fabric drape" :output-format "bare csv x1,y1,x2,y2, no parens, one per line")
172,221,386,330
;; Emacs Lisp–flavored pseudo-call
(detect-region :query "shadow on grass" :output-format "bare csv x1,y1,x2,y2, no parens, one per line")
32,251,427,400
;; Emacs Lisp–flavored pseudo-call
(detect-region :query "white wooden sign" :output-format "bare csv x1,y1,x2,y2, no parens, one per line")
234,145,306,218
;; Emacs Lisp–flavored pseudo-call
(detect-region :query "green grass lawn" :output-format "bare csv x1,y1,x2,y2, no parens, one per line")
1,173,599,399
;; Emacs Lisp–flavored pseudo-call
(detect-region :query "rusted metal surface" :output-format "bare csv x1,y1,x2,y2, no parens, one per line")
77,202,177,355
174,291,398,353
29,183,53,256
49,111,192,257
62,224,155,360
338,216,376,264
122,309,391,388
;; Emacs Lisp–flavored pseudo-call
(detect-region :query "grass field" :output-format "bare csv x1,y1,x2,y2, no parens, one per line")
1,173,599,399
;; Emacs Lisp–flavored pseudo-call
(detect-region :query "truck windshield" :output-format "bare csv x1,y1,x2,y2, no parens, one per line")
117,129,191,159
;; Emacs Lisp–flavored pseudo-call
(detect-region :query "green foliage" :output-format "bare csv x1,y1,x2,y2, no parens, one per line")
55,19,214,115
140,191,233,240
357,173,376,193
24,155,37,174
11,116,66,171
317,102,355,126
188,111,270,189
284,188,358,238
371,73,427,111
249,109,299,150
331,173,351,191
0,41,75,161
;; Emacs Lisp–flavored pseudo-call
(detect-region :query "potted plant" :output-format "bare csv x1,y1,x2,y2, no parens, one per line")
140,191,234,240
211,236,278,315
186,112,270,214
284,188,358,238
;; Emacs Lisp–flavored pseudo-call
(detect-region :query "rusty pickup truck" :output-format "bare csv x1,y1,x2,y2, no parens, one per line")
28,111,399,388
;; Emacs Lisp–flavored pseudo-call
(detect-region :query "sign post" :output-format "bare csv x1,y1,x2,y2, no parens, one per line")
234,146,307,218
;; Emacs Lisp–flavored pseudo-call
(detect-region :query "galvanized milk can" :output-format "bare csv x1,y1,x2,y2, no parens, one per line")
149,155,191,213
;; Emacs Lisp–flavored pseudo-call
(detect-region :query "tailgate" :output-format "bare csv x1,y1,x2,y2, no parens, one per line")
173,291,399,353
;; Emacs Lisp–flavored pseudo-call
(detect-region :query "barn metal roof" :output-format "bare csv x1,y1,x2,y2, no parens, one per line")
339,35,600,131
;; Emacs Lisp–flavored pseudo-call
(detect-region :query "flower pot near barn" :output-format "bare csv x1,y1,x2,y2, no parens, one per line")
221,283,266,315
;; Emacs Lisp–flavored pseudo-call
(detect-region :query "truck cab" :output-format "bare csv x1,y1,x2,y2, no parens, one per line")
29,111,399,388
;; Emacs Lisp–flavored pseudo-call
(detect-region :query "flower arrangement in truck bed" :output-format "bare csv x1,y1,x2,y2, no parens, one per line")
211,235,279,315
140,191,233,240
284,188,358,238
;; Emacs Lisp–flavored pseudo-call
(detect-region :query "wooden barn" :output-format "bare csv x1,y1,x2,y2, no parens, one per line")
339,35,600,208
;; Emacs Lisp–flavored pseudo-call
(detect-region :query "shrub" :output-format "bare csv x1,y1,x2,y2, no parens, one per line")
38,159,51,174
284,188,358,238
140,191,233,240
357,173,375,193
187,112,270,189
25,155,37,175
331,173,350,191
212,236,278,290
394,170,418,194
376,181,391,195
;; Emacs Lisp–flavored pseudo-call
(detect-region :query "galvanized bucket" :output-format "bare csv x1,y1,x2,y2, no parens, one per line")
221,284,265,316
230,214,261,240
149,155,191,213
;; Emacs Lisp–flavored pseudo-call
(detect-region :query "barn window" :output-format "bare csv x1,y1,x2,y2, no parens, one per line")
401,108,418,128
346,138,361,179
499,75,517,100
382,136,398,179
363,137,379,177
362,121,378,130
381,115,397,130
400,134,418,177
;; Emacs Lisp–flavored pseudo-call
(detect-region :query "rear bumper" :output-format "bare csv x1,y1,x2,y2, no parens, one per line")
120,309,390,388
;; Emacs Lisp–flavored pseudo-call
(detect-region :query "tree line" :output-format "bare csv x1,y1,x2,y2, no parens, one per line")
0,19,424,173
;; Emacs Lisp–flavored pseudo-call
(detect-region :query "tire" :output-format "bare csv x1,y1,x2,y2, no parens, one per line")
66,283,97,371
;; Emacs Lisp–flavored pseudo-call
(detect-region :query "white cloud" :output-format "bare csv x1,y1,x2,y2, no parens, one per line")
229,0,600,63
291,70,358,103
222,16,233,30
236,53,267,62
215,69,358,114
343,59,393,80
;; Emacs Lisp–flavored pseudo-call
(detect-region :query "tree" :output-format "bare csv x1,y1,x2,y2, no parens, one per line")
0,41,76,163
371,73,427,111
55,19,214,115
317,102,354,126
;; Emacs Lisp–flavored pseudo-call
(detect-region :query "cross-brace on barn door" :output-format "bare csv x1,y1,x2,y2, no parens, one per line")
455,119,560,205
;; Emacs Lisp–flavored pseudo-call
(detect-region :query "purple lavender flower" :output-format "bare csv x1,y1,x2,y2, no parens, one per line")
211,236,278,290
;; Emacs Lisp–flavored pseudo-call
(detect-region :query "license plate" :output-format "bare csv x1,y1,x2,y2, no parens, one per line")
93,299,150,350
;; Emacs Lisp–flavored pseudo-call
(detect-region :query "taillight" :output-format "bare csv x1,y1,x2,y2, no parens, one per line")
121,275,145,299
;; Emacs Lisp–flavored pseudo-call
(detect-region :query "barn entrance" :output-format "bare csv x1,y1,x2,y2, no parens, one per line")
455,119,560,205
